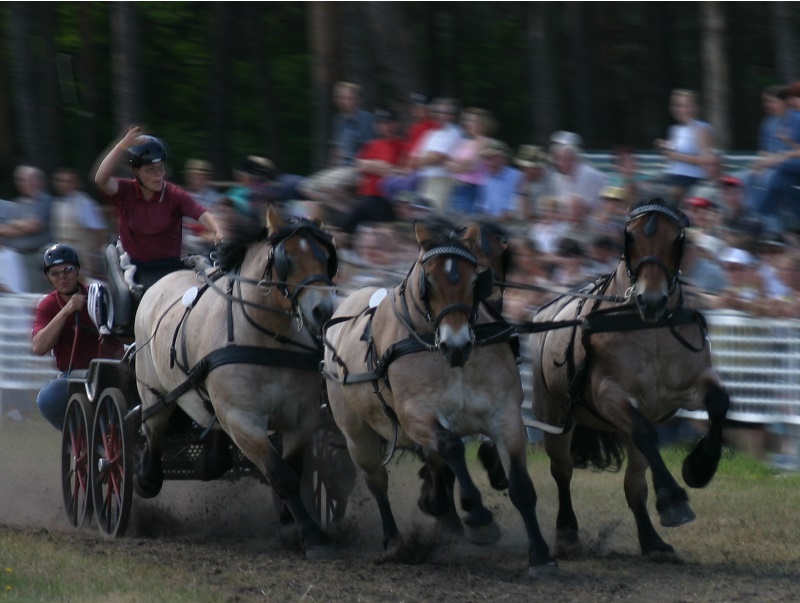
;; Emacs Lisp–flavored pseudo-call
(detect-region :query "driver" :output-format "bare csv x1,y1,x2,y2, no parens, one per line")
32,244,122,429
93,127,224,292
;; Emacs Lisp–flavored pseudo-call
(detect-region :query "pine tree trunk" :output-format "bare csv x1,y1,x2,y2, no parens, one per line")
771,2,799,82
207,1,231,176
308,2,340,170
702,2,729,149
109,2,142,130
527,2,559,145
8,3,43,166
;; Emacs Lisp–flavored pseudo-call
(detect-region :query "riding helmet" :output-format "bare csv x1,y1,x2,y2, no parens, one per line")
129,136,167,168
43,243,80,273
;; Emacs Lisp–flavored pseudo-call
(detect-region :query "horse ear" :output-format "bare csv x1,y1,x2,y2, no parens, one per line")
265,205,284,233
415,221,433,248
459,225,482,249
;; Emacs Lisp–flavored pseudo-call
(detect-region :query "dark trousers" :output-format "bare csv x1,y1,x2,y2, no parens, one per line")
342,196,396,235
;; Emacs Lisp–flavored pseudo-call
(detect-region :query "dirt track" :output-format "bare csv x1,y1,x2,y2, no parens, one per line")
2,415,798,602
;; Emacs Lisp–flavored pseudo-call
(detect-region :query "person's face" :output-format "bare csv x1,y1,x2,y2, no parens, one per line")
135,163,166,193
410,104,428,121
47,263,80,294
376,119,398,138
553,149,575,175
724,262,749,284
15,171,40,198
432,104,455,125
461,113,480,136
485,153,506,174
356,233,387,265
335,89,358,114
670,94,696,123
53,172,76,197
185,171,208,191
722,185,743,208
763,94,785,116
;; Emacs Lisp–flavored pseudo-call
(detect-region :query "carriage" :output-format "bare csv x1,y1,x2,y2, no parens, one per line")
59,207,349,544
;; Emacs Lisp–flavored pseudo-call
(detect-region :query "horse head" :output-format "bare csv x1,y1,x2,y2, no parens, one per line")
411,222,492,367
262,206,337,336
623,198,689,322
458,221,510,315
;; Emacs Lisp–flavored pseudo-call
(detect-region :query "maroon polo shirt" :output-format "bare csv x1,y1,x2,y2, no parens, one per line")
109,179,206,263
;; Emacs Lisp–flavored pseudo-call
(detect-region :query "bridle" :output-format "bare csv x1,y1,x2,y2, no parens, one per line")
623,203,689,294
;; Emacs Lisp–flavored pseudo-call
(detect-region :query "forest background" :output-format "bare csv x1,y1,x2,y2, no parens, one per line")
0,1,797,198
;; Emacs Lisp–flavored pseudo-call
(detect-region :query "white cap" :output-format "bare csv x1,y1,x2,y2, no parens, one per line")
719,247,755,266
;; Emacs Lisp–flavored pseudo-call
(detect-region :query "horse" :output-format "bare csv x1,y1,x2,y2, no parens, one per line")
322,220,557,577
133,205,339,559
529,197,730,559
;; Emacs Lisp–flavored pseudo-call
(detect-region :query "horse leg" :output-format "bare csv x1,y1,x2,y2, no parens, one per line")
134,410,170,499
477,440,510,490
629,408,695,529
194,427,234,481
495,433,557,578
544,430,582,558
434,424,500,545
625,443,677,559
682,383,730,488
417,453,463,536
348,427,402,552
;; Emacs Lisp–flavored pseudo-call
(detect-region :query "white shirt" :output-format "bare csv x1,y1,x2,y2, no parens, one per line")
416,123,463,179
0,247,28,293
552,162,607,209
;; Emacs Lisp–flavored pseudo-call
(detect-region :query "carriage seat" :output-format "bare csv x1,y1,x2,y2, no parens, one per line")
87,243,140,338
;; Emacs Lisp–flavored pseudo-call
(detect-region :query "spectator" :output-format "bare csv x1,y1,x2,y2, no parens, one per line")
528,195,572,256
329,81,375,168
717,175,764,246
409,98,463,213
752,86,800,232
682,231,728,299
585,235,622,275
341,108,407,237
712,247,768,315
0,242,28,293
514,145,554,220
31,244,122,429
51,168,108,276
474,140,522,221
606,146,645,203
446,108,495,214
404,92,437,160
502,237,553,322
655,89,714,204
93,127,223,290
182,159,224,255
550,142,607,221
684,149,727,209
551,237,589,287
225,156,278,224
0,166,54,292
745,84,800,228
587,185,629,237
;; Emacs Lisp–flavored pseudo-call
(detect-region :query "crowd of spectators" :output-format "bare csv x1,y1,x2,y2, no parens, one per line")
5,81,800,325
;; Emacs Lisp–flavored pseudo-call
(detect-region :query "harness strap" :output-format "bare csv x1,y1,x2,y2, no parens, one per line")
143,345,321,422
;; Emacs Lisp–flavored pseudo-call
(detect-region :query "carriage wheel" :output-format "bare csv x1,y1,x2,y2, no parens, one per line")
309,415,355,527
61,394,94,530
90,388,133,538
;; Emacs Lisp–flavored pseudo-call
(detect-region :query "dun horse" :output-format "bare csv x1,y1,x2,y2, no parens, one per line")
323,221,557,577
530,197,730,559
134,206,338,558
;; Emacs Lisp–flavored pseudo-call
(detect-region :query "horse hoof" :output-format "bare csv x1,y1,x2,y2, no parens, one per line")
133,473,162,499
465,520,501,545
555,529,582,558
659,501,695,527
528,560,558,579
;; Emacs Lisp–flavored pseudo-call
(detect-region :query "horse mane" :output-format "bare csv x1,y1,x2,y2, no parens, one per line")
215,221,267,272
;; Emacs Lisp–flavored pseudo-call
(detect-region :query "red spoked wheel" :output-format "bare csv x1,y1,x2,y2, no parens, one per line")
61,394,94,529
90,388,133,537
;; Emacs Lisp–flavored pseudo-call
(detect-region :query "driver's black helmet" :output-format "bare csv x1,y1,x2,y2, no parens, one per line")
129,136,167,168
43,244,80,273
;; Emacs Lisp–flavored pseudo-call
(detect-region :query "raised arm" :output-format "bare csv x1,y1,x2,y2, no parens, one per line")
93,126,144,196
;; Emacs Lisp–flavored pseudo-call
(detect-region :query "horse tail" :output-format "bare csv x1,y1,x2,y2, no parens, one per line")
571,424,624,472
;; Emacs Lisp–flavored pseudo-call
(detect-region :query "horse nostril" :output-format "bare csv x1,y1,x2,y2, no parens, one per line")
312,302,333,325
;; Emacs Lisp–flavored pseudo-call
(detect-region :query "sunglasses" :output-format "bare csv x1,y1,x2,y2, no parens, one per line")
49,265,78,278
